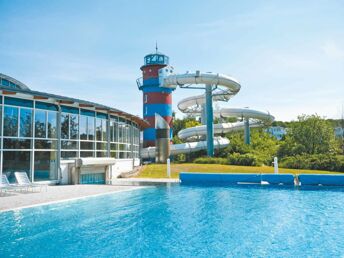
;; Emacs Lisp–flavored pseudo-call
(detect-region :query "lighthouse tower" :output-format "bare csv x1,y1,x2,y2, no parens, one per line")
138,48,174,148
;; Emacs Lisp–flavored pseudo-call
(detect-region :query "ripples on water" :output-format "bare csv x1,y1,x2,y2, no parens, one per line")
1,185,344,257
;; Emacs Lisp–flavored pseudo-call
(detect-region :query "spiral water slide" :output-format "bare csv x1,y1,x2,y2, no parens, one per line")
140,72,274,159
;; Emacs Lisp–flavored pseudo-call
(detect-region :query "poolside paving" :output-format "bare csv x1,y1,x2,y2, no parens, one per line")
0,184,145,212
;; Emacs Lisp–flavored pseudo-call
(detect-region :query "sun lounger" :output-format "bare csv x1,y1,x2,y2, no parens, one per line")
14,172,48,192
1,174,28,193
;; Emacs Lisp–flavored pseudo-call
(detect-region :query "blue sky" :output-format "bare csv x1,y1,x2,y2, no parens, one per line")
1,0,343,121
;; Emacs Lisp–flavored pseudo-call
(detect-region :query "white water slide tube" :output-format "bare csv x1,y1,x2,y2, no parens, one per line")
141,137,230,159
178,108,274,140
140,72,274,158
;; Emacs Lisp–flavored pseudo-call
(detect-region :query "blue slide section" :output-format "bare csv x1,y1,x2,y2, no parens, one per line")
144,103,172,117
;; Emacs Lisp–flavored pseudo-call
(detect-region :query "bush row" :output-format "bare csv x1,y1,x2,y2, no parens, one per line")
193,153,263,166
193,153,344,172
193,157,227,165
279,154,344,172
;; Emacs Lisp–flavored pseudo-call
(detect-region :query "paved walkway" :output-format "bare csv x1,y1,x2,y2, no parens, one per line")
0,184,144,212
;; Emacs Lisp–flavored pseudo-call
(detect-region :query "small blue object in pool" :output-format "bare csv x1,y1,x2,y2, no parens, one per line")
1,185,344,257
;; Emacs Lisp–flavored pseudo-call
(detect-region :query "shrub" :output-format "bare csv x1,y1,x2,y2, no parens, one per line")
193,153,266,167
227,153,263,166
279,154,344,172
193,157,227,165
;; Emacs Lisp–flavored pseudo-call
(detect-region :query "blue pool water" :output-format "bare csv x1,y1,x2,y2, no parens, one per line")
1,185,344,257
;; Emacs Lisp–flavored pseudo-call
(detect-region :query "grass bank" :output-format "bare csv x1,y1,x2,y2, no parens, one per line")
137,163,342,179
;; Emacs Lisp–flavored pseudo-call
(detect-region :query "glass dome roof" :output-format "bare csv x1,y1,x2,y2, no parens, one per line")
0,73,30,90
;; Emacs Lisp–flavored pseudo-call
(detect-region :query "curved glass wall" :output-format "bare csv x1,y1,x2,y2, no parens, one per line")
0,95,141,182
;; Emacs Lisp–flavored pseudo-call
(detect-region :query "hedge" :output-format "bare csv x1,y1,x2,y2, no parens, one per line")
193,157,227,165
279,154,344,172
193,153,263,166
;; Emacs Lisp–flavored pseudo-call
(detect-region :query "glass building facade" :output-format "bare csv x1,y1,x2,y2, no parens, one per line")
0,93,142,183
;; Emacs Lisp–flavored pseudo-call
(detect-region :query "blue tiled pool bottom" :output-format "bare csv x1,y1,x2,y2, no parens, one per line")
1,185,344,257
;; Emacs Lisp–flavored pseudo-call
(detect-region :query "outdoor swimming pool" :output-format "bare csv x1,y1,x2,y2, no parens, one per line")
1,185,344,257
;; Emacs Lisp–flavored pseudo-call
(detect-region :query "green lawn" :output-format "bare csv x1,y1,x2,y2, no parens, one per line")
137,163,342,179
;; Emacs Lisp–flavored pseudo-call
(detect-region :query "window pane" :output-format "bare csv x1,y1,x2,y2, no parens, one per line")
96,152,107,157
34,151,57,181
110,143,117,151
35,101,58,111
0,106,2,136
2,78,10,87
102,119,107,141
88,117,95,140
80,141,94,150
47,111,57,138
96,118,102,141
61,140,77,149
3,151,31,183
20,108,32,137
3,139,31,149
118,125,123,142
125,126,129,143
119,144,125,151
61,151,77,159
80,151,94,158
70,114,78,139
61,113,69,139
4,106,18,136
114,122,118,142
5,97,33,108
110,121,114,142
35,139,57,149
80,116,87,140
110,152,118,158
35,110,46,138
96,142,107,151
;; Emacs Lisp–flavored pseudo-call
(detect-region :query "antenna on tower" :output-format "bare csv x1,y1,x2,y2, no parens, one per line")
155,41,158,53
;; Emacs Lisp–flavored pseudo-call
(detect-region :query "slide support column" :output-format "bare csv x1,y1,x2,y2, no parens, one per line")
244,117,250,145
206,84,214,157
201,104,207,125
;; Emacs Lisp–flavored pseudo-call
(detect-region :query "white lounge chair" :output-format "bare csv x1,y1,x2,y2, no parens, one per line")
14,172,48,192
0,174,28,193
0,175,13,194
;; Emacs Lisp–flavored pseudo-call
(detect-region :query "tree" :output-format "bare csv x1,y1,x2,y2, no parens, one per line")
172,113,200,137
278,114,338,157
224,128,279,164
339,105,344,154
185,120,201,129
